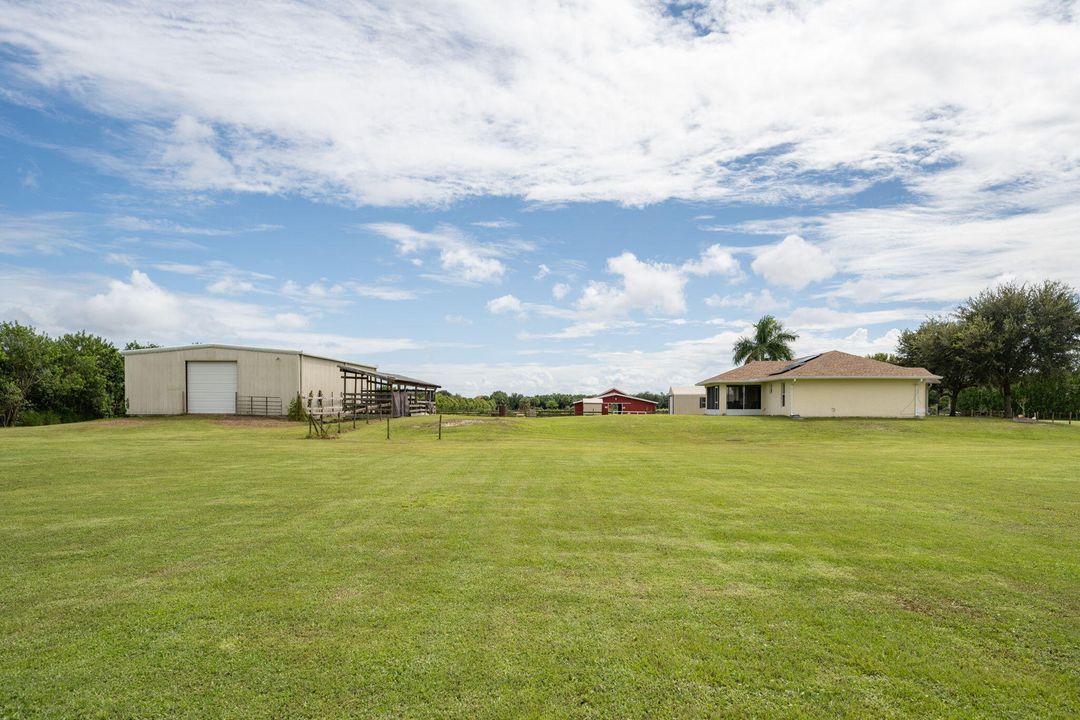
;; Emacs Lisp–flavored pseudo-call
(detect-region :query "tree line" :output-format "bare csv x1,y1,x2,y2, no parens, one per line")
897,281,1080,417
0,322,156,427
435,389,670,414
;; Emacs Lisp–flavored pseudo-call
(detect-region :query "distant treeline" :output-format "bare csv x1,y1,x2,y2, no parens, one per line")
435,390,669,414
0,322,155,427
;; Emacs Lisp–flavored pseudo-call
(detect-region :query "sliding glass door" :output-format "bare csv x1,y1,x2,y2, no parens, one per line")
726,384,762,413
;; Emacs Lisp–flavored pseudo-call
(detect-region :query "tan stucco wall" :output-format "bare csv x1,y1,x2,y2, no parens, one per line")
787,379,928,418
124,347,301,415
670,393,706,415
762,380,788,415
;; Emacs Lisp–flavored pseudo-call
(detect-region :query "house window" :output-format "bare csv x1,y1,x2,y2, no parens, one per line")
781,383,786,408
706,386,721,410
726,385,762,410
698,396,706,409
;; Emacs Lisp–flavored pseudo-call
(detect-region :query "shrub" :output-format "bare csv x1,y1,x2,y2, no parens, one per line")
18,409,62,426
287,394,308,422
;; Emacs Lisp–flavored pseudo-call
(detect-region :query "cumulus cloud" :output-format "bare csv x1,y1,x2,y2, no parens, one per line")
575,244,741,321
534,263,550,280
551,282,571,300
751,234,834,290
682,244,740,277
487,294,525,316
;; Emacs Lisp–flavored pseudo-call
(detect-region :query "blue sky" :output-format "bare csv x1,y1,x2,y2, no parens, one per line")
2,1,1079,393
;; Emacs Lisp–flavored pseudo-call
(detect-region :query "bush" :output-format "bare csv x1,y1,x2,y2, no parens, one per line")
287,394,308,422
18,409,62,426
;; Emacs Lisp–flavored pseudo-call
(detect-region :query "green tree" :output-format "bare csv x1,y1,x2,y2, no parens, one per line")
49,332,126,420
897,318,974,417
732,315,798,365
957,280,1080,417
866,352,902,365
0,322,59,427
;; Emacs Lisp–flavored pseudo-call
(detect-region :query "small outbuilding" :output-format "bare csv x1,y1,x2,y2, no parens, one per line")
697,351,940,418
122,343,437,417
668,386,706,415
573,388,657,415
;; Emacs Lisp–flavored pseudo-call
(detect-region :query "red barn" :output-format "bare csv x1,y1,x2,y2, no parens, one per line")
573,388,657,415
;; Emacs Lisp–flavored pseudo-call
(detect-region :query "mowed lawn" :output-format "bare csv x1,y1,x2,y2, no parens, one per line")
1,416,1078,719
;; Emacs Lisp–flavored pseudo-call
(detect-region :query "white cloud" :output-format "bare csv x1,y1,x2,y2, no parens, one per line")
0,267,417,358
18,162,40,189
207,277,255,294
705,288,785,314
682,244,740,277
154,262,205,275
109,215,277,236
472,219,518,229
347,284,417,301
363,222,508,284
0,212,87,255
534,263,550,280
573,244,742,323
784,305,937,331
577,252,688,317
2,0,1076,215
487,294,525,316
551,282,570,300
751,234,834,290
444,314,473,325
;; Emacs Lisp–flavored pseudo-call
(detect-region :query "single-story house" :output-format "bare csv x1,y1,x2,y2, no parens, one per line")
668,386,706,415
122,343,438,416
574,388,657,415
696,351,940,418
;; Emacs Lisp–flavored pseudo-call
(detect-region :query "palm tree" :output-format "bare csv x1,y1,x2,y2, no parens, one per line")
732,315,798,365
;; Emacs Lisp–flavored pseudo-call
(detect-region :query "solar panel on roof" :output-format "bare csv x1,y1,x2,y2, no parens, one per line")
769,353,822,375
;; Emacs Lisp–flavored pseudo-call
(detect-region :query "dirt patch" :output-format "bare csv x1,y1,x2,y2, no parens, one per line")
75,418,151,428
440,419,489,428
215,416,295,428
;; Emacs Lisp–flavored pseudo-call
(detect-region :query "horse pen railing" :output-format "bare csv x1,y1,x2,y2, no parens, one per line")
306,366,440,438
237,395,283,416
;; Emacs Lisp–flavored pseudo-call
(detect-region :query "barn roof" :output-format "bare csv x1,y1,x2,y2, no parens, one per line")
120,342,376,371
582,388,658,404
697,350,939,385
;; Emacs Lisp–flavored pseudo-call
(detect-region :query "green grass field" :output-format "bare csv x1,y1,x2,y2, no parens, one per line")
1,415,1078,718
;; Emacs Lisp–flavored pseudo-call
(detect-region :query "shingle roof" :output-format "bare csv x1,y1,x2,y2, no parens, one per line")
697,360,789,385
697,351,939,385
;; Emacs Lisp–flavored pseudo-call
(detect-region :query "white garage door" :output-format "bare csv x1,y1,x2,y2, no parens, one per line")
187,362,237,414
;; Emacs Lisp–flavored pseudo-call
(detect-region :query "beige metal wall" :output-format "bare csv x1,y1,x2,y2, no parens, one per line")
670,393,706,415
786,379,928,418
124,347,301,415
299,355,358,404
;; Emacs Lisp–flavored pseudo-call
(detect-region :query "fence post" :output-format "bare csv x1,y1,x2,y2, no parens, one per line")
386,414,390,440
439,414,442,440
